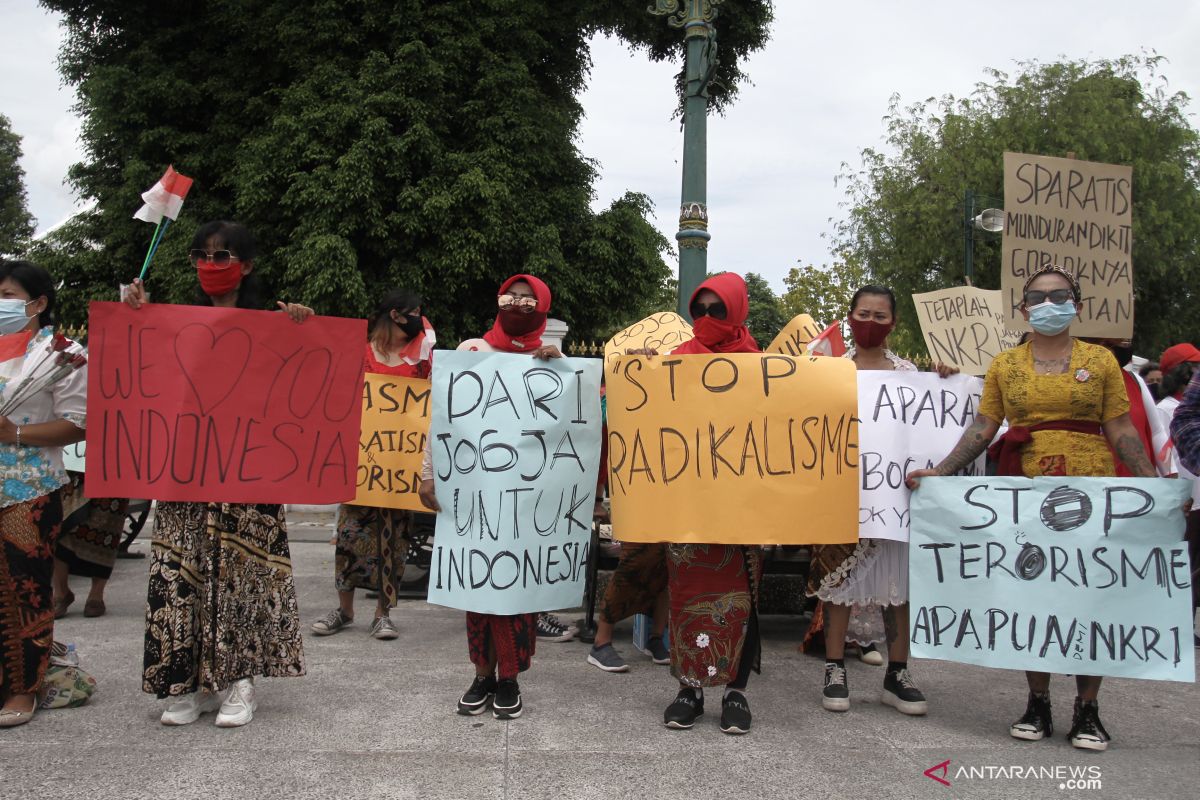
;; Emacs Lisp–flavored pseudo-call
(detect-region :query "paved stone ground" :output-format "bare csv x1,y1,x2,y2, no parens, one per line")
3,510,1198,800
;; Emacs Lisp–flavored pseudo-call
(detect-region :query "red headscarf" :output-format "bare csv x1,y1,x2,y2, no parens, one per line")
673,273,760,355
481,274,552,353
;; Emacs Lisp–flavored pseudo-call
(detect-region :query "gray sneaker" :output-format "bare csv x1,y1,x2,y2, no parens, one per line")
646,635,671,665
311,608,352,635
587,643,630,673
369,615,400,640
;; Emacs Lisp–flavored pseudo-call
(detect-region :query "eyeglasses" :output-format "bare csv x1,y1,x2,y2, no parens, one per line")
498,293,537,310
690,301,727,321
189,249,239,267
1024,289,1074,306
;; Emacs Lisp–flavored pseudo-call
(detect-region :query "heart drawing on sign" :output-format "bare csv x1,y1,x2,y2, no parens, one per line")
173,324,253,415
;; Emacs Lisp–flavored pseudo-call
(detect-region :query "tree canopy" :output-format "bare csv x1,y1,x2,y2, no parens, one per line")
0,114,36,255
743,271,787,348
779,261,868,332
833,54,1200,356
40,0,773,342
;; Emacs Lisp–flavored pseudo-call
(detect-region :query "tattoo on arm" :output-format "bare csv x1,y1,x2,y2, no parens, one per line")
937,416,993,475
1112,432,1155,478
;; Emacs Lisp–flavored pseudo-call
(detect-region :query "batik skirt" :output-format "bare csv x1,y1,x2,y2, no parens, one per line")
142,502,305,698
334,504,412,610
667,544,762,688
599,543,667,624
0,491,63,695
56,473,128,580
466,613,537,679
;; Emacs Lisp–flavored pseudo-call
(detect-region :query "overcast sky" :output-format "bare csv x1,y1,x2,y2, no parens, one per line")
3,1,1198,292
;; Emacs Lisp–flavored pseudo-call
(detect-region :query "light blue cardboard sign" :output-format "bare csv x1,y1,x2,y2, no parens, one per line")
63,441,85,472
910,476,1195,682
425,350,602,614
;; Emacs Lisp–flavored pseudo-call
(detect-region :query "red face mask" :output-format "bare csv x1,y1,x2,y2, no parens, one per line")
498,308,546,337
848,317,893,350
693,314,741,348
197,260,242,297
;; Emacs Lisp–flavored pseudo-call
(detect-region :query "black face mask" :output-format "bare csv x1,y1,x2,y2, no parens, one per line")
1146,383,1162,404
1110,345,1134,368
398,313,424,338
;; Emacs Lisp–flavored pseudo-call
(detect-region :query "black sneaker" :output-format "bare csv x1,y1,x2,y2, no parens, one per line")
1067,697,1110,751
881,667,928,716
822,662,850,712
663,687,704,729
492,679,523,719
1010,692,1053,741
456,675,496,716
645,635,671,665
535,614,575,642
719,691,752,735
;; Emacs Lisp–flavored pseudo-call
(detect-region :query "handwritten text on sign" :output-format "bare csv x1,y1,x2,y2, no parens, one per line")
912,287,1023,375
604,312,694,368
84,301,365,504
1002,152,1134,338
910,477,1194,682
606,354,859,545
858,372,985,541
767,313,823,356
62,441,86,473
426,351,602,615
348,375,430,511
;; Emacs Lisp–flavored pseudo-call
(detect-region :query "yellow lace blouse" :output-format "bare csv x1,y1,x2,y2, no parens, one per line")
979,340,1129,477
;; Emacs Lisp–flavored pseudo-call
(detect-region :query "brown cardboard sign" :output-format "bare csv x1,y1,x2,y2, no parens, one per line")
913,286,1023,375
1002,152,1133,337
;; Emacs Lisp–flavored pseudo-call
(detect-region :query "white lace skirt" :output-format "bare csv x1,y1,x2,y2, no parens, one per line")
813,538,909,608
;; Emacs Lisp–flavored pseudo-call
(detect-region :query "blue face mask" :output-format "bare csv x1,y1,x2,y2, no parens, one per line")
0,299,35,335
1027,300,1077,335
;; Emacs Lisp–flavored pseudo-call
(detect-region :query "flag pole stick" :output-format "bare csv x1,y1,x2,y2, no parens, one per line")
138,217,171,281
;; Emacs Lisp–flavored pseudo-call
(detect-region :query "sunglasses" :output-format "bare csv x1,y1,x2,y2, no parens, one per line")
498,293,538,310
1024,289,1074,306
690,301,727,321
189,249,240,267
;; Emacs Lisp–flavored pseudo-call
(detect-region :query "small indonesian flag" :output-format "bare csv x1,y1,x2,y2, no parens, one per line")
133,165,194,223
806,321,846,358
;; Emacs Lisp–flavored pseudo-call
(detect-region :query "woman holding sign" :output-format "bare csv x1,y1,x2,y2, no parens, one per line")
907,265,1156,752
124,220,313,728
808,285,936,718
311,289,434,641
659,272,763,736
0,260,87,728
418,274,563,720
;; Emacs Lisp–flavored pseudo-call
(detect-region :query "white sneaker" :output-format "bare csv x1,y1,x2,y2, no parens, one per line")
160,689,221,725
214,678,257,728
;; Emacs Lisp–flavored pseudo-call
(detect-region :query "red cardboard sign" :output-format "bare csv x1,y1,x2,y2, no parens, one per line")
84,301,366,503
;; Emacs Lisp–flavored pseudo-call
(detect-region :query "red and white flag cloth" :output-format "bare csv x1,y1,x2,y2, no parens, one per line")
133,165,194,223
806,321,846,358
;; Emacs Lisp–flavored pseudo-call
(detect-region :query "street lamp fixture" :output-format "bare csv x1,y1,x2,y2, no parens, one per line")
963,188,1004,284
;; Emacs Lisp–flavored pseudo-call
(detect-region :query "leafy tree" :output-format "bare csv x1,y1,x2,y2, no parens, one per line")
833,54,1200,356
41,1,773,339
780,260,868,329
743,271,786,348
0,114,36,254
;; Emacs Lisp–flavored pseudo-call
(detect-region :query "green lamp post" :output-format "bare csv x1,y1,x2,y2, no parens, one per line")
650,0,723,319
